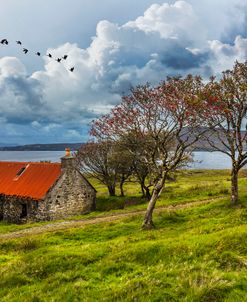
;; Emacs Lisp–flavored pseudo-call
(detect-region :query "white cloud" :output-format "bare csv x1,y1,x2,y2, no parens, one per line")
1,0,247,143
0,57,26,77
64,129,82,139
26,1,210,124
126,1,204,44
209,36,247,73
31,121,42,128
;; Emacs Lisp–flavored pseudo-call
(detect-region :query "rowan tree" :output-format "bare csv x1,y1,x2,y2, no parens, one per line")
204,61,247,205
91,75,206,228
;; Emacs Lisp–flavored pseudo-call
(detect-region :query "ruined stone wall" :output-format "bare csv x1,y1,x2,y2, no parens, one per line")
2,197,38,223
36,169,96,221
0,196,4,220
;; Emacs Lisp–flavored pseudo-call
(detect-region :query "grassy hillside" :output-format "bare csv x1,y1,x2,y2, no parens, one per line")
0,170,247,301
92,169,247,211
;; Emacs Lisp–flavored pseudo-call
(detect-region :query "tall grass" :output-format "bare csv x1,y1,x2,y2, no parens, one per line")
0,200,247,301
0,170,247,301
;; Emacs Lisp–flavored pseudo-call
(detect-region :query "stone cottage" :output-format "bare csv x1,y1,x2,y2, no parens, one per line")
0,149,96,223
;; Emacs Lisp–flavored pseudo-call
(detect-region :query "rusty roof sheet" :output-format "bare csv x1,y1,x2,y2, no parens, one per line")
0,161,62,200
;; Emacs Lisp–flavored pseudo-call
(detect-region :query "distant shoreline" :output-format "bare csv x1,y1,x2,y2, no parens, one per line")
0,143,83,151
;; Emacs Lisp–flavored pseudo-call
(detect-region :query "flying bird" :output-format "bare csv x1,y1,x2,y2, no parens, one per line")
1,39,8,45
0,38,74,76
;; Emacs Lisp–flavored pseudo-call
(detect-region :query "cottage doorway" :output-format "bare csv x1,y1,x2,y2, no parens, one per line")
20,204,27,218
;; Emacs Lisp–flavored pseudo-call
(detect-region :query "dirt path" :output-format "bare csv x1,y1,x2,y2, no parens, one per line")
0,197,224,240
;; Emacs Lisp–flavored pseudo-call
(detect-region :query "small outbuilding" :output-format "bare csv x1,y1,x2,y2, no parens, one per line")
0,149,96,223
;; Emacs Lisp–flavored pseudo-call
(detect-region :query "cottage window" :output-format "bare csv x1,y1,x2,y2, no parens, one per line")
20,204,27,218
16,167,26,176
14,164,30,181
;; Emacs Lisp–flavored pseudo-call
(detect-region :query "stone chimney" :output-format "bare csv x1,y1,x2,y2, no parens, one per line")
61,148,75,170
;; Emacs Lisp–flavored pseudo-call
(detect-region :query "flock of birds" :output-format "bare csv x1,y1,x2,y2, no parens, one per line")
0,38,75,72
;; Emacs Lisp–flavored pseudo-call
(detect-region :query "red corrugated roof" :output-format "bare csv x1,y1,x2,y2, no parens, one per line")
0,161,62,200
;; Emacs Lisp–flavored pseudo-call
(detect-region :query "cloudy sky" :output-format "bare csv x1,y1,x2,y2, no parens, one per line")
0,0,247,145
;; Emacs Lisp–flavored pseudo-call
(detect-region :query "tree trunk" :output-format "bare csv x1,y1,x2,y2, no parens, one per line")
144,186,151,200
120,178,125,197
140,183,145,198
142,188,160,229
142,175,166,229
140,181,151,200
231,167,239,205
107,185,116,196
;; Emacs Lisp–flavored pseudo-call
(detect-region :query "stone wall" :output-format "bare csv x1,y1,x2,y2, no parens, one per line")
2,196,38,223
0,196,3,220
0,155,96,223
36,169,96,221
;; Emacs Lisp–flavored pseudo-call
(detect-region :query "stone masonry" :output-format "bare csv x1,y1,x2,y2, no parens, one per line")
0,150,96,223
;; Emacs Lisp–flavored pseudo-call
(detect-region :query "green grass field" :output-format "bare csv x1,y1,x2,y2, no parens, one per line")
0,170,247,301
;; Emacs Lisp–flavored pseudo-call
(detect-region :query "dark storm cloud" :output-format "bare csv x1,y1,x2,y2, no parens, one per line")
5,76,43,108
161,47,209,70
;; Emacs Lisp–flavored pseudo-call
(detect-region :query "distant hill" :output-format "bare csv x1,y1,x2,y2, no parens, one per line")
0,143,83,151
1,127,246,152
0,143,17,147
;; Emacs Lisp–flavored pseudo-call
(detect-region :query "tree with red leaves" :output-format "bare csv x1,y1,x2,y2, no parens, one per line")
91,75,207,228
204,61,247,205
